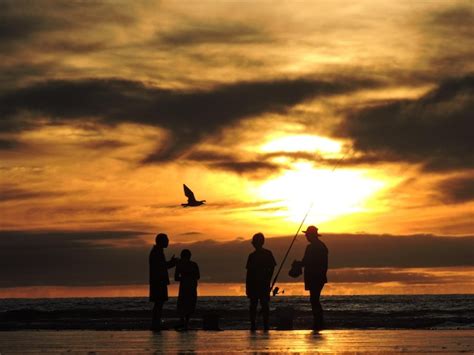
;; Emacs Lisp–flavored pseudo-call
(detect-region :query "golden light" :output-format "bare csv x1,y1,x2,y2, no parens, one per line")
258,162,385,224
260,134,342,155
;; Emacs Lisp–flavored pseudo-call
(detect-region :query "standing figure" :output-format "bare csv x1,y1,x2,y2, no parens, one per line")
246,233,276,331
175,249,200,330
149,233,177,331
300,225,328,330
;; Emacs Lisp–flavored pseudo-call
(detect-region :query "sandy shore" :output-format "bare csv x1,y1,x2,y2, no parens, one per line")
0,330,472,353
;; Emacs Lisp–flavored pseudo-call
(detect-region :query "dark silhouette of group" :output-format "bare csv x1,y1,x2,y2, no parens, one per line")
149,226,328,332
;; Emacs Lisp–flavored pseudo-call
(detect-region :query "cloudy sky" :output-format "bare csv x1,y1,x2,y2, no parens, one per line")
0,0,473,296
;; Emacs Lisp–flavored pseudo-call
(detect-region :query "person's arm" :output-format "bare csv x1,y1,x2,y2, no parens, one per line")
166,254,177,268
174,262,181,281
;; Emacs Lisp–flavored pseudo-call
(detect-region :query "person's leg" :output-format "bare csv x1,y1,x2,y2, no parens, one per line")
152,300,164,331
261,298,270,331
249,297,258,330
309,284,324,330
186,292,196,330
176,294,184,329
184,314,190,330
175,313,185,330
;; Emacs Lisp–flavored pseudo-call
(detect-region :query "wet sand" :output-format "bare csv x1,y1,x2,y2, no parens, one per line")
0,329,473,353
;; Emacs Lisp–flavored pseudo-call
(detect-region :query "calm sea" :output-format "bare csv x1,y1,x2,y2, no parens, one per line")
1,295,472,330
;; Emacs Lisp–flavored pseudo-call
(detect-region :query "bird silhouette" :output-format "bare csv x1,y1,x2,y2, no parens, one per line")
182,184,206,207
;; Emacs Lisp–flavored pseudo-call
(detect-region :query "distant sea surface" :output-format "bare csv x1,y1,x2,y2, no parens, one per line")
1,295,472,330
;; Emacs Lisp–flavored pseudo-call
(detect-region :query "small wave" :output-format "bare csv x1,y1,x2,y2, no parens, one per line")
430,321,474,330
1,295,472,330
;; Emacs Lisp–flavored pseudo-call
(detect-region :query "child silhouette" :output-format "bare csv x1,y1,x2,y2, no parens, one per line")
175,249,200,330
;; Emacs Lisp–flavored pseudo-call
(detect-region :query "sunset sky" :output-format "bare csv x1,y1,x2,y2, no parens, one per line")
1,0,473,297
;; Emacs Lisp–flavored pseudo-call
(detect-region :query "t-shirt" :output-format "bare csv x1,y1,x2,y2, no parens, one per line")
175,260,200,289
246,248,277,294
149,246,170,285
302,239,328,289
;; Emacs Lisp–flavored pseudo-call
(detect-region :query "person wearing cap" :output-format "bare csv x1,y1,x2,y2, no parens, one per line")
246,232,277,331
300,225,328,330
149,233,177,331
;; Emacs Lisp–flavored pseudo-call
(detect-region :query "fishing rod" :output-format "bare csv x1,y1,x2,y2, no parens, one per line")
270,151,350,296
270,202,313,296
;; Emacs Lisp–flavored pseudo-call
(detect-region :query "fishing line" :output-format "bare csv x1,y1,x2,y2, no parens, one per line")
270,150,352,296
270,201,313,296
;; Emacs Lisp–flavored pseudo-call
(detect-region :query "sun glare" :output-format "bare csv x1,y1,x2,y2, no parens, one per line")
260,134,342,154
258,162,384,224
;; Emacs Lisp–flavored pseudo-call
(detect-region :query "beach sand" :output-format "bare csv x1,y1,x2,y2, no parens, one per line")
0,330,472,353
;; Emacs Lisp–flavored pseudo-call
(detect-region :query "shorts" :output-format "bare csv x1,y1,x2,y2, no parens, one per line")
149,283,169,302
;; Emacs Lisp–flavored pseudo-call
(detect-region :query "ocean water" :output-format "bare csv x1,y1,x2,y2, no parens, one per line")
0,295,472,330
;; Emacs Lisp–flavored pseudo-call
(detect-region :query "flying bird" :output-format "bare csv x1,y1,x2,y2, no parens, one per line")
182,184,206,207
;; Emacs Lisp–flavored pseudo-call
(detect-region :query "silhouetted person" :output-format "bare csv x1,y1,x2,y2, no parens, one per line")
175,249,200,330
246,232,276,331
300,225,328,330
149,233,177,331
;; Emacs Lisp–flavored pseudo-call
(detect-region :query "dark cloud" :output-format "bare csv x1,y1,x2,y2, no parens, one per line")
0,231,472,287
0,185,64,202
0,7,64,45
437,174,474,204
186,150,236,162
262,151,321,162
186,149,283,176
186,149,389,176
0,77,377,161
258,151,385,169
158,22,269,46
411,4,474,80
428,4,474,32
81,139,129,150
209,160,282,175
0,1,135,50
38,39,108,53
0,230,146,249
338,75,474,171
178,232,204,236
0,138,21,150
0,62,57,93
0,230,148,287
184,51,266,70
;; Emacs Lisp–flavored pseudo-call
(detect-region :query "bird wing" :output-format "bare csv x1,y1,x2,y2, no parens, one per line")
183,184,197,203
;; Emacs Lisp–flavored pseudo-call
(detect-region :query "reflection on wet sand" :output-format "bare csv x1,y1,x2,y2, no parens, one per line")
1,330,472,353
247,330,327,353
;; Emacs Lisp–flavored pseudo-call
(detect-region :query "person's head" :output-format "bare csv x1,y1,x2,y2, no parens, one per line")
180,249,191,260
155,233,169,248
251,232,265,249
303,225,320,243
